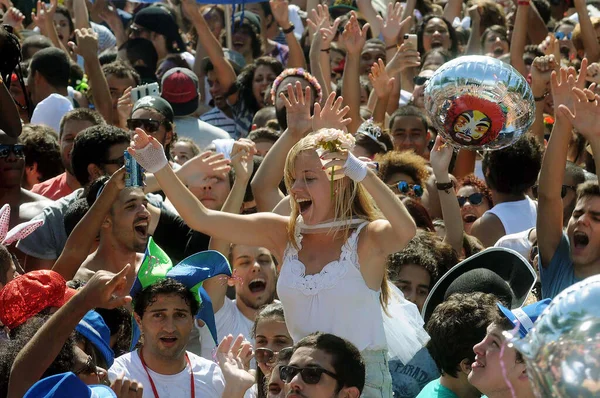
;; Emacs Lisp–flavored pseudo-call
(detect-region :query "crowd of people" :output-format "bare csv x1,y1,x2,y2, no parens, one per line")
0,0,599,396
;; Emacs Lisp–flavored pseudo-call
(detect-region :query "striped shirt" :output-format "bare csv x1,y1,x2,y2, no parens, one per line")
200,107,237,139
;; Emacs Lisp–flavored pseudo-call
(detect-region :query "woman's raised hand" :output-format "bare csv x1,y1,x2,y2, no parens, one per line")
312,92,351,133
127,128,169,173
281,81,313,138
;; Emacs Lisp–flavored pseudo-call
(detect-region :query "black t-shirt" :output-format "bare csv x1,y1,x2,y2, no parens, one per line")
151,208,210,263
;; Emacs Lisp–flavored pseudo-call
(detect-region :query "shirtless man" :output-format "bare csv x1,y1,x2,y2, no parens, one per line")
74,185,150,293
0,131,52,229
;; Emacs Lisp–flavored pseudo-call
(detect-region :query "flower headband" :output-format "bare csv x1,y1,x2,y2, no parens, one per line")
270,68,323,105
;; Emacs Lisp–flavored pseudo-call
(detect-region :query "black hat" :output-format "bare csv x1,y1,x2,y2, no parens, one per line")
132,96,174,123
421,247,537,323
133,6,186,53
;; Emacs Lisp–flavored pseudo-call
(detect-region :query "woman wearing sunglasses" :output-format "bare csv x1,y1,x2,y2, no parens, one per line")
456,174,493,235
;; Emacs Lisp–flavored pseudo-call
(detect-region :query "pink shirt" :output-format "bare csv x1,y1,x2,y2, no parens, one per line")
31,173,74,201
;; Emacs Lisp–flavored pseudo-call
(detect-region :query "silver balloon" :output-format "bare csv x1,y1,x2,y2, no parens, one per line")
424,55,534,151
507,275,600,398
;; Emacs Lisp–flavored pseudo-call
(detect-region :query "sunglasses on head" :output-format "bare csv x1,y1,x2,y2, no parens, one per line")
392,181,424,197
74,355,98,376
457,192,484,207
126,118,165,133
531,184,576,199
413,76,430,86
554,31,572,40
255,347,293,364
0,144,24,159
279,365,339,384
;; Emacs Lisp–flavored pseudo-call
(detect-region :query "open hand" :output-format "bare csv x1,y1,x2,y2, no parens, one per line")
31,0,57,30
68,28,99,59
179,151,231,185
551,58,588,116
339,12,369,56
270,0,290,28
369,58,395,99
376,3,410,45
217,335,255,392
312,92,351,133
281,81,313,138
2,7,24,30
558,85,600,140
230,139,257,182
117,87,134,128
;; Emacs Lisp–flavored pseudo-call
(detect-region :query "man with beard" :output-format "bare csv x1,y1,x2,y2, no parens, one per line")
198,244,278,360
108,278,225,397
73,184,151,292
31,109,105,200
0,131,53,229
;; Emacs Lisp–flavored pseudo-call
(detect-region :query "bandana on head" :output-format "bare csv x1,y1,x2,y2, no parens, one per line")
130,237,232,345
0,204,44,246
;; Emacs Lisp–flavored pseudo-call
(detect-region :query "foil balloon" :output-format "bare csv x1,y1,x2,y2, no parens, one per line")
424,55,534,150
507,275,600,398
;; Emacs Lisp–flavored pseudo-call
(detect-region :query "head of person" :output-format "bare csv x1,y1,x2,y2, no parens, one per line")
247,127,279,157
201,50,244,111
554,18,577,59
171,137,200,166
388,230,458,311
27,47,70,105
388,106,431,156
18,125,63,189
130,5,186,59
426,292,498,386
469,300,550,398
457,174,493,234
161,67,201,117
187,161,231,211
252,106,277,130
229,11,262,62
70,125,129,187
252,303,293,396
421,48,453,70
21,34,53,61
236,56,284,112
402,197,436,232
375,150,429,200
58,109,106,178
53,5,75,48
94,306,133,358
102,61,141,122
244,2,278,40
271,68,322,131
0,131,25,189
566,181,600,268
133,278,199,362
282,332,365,398
558,161,586,225
360,39,386,75
410,68,436,109
473,0,507,31
201,5,226,38
266,346,293,398
156,54,190,81
229,244,277,312
481,25,509,58
129,96,175,160
118,38,159,84
482,134,542,196
353,122,392,159
417,15,458,56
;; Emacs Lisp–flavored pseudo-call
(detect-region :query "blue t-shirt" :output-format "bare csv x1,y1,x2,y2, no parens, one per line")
390,347,440,398
416,378,459,398
539,233,580,299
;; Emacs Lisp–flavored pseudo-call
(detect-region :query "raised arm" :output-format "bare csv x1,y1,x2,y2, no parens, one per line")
32,0,70,56
376,4,411,68
8,267,132,398
341,13,368,134
98,3,127,48
464,5,482,55
307,5,340,97
443,0,463,23
530,55,558,143
510,0,529,77
270,0,306,68
537,61,588,266
574,0,600,63
129,129,288,251
368,59,395,125
69,28,113,123
356,0,382,38
52,168,125,280
73,0,91,30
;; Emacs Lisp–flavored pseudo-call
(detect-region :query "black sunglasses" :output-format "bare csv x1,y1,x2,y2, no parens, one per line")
531,184,576,199
0,144,24,159
279,365,339,384
74,355,98,376
413,76,430,86
103,155,125,167
127,118,165,133
390,181,424,197
255,347,293,364
457,192,484,207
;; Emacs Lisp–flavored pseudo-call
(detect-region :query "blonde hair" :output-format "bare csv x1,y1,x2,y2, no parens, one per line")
283,132,390,308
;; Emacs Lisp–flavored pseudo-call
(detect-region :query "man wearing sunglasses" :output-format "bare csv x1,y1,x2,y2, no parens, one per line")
0,131,53,230
282,332,365,398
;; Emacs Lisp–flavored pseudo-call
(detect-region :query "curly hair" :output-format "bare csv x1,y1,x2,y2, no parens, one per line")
402,197,435,232
19,124,64,181
458,174,493,208
234,57,284,114
133,278,200,318
426,292,498,377
482,135,542,195
375,150,430,187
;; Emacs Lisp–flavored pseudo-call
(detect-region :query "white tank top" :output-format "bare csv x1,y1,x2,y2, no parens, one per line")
485,197,538,236
277,221,387,351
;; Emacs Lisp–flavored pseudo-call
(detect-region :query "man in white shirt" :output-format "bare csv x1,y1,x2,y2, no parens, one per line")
28,47,74,132
109,278,225,398
199,244,277,359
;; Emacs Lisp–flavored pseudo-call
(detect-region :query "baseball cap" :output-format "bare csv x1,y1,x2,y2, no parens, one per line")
24,372,116,398
132,96,174,123
421,247,537,323
161,67,199,117
0,270,77,330
132,6,185,53
233,11,261,34
76,310,115,368
498,299,551,338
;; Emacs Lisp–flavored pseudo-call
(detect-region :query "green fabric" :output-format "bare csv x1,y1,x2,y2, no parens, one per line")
416,378,460,398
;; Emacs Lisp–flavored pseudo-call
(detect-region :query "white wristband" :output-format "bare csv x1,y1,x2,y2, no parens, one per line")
132,144,168,173
344,152,368,182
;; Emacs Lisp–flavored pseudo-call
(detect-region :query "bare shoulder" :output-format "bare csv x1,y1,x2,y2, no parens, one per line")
19,190,53,222
470,212,505,247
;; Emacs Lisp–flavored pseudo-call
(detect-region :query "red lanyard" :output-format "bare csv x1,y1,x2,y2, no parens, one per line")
138,348,195,398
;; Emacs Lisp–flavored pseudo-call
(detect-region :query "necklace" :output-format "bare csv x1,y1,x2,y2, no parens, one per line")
138,348,195,398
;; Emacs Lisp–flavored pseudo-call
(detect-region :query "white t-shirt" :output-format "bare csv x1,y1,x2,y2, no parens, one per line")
108,350,225,398
30,93,74,133
199,298,254,360
174,116,231,151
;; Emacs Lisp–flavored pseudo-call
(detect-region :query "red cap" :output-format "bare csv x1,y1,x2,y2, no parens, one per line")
160,68,199,117
0,270,77,330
